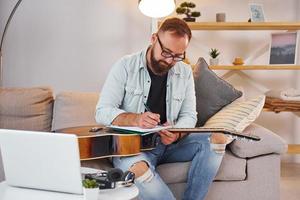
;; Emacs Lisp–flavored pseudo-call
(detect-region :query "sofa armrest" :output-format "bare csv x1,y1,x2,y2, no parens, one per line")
228,123,287,158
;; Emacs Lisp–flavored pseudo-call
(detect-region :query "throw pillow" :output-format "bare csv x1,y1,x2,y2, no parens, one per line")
52,91,99,131
0,87,54,131
194,57,242,126
203,95,266,133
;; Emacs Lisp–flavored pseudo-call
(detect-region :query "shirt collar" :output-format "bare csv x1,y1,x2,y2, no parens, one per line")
140,48,148,70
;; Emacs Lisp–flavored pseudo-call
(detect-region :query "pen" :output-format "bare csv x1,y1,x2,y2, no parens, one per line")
144,103,152,113
143,103,161,125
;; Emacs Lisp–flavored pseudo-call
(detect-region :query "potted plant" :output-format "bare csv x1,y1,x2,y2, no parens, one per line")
209,48,220,66
82,178,99,200
176,2,201,22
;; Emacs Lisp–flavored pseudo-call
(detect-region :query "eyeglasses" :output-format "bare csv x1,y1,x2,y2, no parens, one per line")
156,35,186,62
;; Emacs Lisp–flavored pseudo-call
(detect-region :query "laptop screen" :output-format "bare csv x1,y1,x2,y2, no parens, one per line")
0,129,83,195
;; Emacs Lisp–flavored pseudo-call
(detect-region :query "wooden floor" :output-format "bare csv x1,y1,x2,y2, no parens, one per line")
281,162,300,200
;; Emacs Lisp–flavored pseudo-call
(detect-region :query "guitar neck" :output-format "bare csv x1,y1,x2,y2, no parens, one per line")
168,127,232,133
168,127,260,141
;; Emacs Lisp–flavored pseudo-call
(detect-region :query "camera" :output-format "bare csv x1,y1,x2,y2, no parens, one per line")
84,168,135,189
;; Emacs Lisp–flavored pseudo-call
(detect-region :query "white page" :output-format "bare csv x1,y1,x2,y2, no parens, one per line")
108,125,172,134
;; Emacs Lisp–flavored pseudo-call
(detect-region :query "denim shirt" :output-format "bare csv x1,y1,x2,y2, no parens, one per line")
95,48,197,128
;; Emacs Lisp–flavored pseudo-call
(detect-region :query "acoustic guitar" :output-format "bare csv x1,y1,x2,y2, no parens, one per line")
56,125,260,161
56,126,159,161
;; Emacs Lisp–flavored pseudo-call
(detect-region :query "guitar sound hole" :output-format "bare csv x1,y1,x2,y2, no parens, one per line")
141,133,159,149
91,136,113,157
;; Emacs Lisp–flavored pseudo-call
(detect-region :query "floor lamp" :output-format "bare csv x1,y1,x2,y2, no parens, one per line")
0,0,23,87
138,0,176,38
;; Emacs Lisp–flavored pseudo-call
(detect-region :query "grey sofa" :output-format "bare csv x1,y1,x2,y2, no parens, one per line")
0,87,287,200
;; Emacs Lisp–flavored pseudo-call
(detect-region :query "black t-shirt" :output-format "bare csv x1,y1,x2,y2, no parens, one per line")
146,67,168,124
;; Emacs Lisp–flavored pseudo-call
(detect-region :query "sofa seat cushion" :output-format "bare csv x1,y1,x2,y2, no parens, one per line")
52,91,99,131
229,123,287,158
0,87,53,131
156,150,246,184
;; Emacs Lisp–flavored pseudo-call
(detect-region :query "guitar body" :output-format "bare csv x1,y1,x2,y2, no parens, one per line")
56,126,158,160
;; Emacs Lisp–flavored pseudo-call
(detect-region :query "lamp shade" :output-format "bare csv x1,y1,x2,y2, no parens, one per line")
138,0,175,18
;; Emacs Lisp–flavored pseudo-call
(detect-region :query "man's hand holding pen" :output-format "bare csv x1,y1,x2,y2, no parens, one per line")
142,103,181,145
137,112,161,128
137,103,161,128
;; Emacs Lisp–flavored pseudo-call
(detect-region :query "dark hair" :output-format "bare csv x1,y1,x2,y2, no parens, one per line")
158,17,192,41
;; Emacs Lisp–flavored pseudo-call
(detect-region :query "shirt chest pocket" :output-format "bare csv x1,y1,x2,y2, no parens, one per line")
173,93,184,102
125,86,143,95
124,86,143,108
171,92,184,117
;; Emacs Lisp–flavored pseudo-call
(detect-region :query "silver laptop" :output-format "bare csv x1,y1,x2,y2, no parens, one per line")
0,129,83,195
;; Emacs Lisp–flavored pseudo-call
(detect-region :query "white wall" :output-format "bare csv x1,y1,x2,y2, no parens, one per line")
0,0,151,93
1,0,300,162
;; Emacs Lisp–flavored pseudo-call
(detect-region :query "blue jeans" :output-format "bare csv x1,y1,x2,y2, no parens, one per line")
113,133,224,200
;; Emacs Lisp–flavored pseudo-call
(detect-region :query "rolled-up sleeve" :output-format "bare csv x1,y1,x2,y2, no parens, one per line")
174,69,197,128
95,58,127,125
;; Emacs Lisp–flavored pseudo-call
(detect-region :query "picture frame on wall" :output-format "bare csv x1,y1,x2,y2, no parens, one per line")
249,4,265,22
269,32,298,65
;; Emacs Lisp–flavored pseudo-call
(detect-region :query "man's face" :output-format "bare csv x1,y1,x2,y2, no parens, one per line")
149,31,189,75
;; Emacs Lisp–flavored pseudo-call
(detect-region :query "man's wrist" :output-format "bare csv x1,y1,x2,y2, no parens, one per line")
173,133,182,144
112,112,140,126
178,133,189,141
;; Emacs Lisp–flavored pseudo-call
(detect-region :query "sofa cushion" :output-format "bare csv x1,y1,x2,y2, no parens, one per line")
52,91,100,131
193,57,242,126
0,87,53,131
214,150,246,181
204,95,265,133
229,123,287,158
156,150,246,184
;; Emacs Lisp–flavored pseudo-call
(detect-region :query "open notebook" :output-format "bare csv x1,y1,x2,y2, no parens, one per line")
108,125,171,135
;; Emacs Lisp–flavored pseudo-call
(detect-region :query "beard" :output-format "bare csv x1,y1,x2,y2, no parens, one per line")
149,47,174,76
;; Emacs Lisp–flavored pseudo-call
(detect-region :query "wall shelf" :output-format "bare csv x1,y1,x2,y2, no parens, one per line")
158,22,300,30
287,144,300,154
209,65,300,70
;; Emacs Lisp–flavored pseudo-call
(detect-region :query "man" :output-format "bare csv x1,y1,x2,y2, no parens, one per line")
96,18,228,200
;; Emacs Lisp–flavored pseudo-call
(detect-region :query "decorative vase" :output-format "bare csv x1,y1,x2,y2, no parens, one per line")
210,58,219,66
216,13,226,22
232,57,244,65
84,188,99,200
